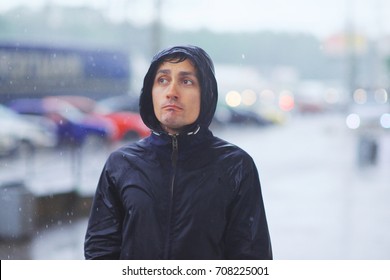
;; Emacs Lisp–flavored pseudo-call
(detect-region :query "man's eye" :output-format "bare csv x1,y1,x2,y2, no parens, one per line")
183,79,193,85
158,77,167,84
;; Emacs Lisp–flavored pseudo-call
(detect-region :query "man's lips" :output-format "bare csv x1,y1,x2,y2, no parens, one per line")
162,104,183,111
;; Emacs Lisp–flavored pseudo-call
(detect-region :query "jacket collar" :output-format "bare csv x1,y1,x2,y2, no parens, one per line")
147,125,213,151
151,124,201,137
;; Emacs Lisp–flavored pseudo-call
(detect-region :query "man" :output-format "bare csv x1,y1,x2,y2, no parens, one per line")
84,45,272,259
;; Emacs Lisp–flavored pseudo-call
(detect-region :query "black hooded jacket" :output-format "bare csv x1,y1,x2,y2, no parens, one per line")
84,46,272,259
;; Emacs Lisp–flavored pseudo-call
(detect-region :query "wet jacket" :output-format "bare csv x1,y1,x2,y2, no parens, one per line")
84,45,272,259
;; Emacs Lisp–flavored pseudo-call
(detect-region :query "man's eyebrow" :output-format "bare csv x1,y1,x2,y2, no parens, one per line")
156,69,197,77
156,69,171,75
178,71,197,77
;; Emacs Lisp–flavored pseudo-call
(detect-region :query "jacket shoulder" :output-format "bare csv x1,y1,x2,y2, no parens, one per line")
210,136,256,168
105,140,149,166
212,137,252,158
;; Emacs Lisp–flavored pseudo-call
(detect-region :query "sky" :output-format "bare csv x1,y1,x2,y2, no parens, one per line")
0,0,389,39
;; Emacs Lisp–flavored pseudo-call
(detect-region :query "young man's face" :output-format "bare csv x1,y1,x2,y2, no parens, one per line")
152,58,201,134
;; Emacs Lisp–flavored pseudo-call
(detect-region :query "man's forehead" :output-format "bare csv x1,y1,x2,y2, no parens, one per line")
156,59,197,74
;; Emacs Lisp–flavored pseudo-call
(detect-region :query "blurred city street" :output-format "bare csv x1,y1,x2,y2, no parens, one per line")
1,113,390,260
1,0,390,264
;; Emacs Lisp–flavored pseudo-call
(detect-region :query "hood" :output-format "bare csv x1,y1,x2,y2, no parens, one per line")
139,45,218,133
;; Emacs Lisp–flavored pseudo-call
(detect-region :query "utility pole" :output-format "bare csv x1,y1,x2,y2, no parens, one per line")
372,0,388,88
151,0,162,55
345,0,357,98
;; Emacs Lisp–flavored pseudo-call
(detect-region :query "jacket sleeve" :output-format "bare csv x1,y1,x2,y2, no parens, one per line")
224,157,273,259
84,161,124,260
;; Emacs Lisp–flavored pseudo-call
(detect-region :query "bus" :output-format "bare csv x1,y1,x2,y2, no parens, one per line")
0,43,131,103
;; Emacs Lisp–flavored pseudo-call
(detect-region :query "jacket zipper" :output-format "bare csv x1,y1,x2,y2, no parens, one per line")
164,134,178,259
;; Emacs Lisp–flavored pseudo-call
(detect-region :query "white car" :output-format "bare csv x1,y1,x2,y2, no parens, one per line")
0,104,58,156
346,88,389,132
345,88,389,166
0,130,17,157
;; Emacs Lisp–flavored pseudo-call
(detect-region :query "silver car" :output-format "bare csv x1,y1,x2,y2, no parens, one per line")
0,104,58,156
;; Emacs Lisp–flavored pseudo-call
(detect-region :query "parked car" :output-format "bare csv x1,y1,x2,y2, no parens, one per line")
0,128,18,157
55,95,150,141
7,97,116,146
0,104,57,156
345,87,389,166
97,94,140,113
213,105,273,127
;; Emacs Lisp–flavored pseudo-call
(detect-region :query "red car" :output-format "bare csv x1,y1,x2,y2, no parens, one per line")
54,95,150,141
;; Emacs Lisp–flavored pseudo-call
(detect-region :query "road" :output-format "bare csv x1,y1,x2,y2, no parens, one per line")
1,112,390,259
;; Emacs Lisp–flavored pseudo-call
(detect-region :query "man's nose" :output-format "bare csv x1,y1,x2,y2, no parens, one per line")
166,83,179,100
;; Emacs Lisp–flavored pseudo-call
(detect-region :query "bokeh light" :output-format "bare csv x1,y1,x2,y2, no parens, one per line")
353,88,367,104
346,113,360,129
241,89,257,106
375,88,388,104
278,90,294,111
225,90,241,107
380,113,390,128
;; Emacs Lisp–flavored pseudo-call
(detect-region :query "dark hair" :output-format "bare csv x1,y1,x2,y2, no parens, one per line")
139,45,218,132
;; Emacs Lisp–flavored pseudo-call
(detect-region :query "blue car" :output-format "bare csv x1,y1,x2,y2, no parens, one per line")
8,97,115,146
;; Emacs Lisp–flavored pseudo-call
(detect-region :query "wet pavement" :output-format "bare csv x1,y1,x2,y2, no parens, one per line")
1,113,390,259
